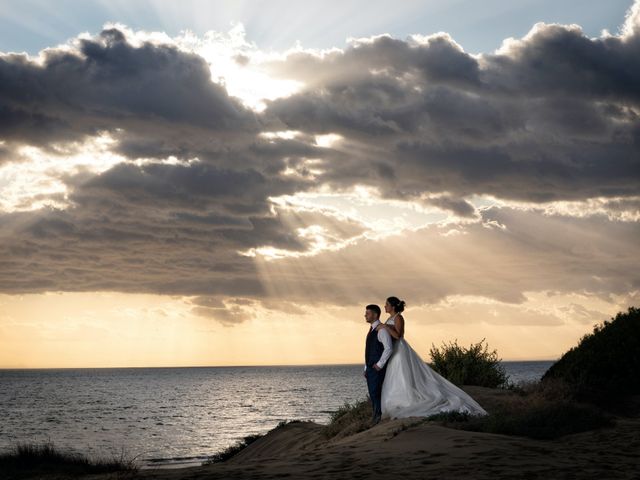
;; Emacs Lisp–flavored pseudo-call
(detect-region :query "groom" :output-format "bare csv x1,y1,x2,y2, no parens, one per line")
363,304,393,425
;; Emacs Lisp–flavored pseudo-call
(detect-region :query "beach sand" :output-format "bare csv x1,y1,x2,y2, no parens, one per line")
73,387,640,479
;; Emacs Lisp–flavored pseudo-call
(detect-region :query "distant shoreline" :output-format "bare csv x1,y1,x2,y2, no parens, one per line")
0,360,558,370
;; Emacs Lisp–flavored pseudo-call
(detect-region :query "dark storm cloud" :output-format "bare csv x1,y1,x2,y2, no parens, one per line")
264,9,640,204
0,141,11,164
0,151,366,303
422,195,477,218
0,26,258,159
68,161,307,216
0,190,366,297
1,5,639,320
481,23,640,102
0,103,78,147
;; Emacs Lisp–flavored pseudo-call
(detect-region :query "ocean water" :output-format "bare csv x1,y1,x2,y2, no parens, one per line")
0,361,553,469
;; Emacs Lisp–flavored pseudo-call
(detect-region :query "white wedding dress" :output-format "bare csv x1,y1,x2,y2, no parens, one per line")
380,314,488,419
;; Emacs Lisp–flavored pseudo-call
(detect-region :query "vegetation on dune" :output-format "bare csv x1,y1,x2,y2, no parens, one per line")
542,306,640,405
0,441,138,479
321,381,613,441
203,419,310,464
203,433,265,464
426,306,640,438
322,398,373,439
429,338,509,388
212,307,640,449
427,379,613,439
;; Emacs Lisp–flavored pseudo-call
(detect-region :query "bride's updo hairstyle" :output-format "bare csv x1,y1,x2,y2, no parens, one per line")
387,296,406,313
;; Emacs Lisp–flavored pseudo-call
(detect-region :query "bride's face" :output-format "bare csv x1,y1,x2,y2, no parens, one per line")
384,300,393,314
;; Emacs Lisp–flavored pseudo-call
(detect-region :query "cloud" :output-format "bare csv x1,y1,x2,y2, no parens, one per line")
189,296,255,326
67,161,306,217
421,194,478,218
0,4,639,325
0,160,367,298
0,26,258,160
249,205,640,308
264,8,640,204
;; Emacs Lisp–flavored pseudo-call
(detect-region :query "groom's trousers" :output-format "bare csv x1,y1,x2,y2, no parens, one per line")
365,366,387,419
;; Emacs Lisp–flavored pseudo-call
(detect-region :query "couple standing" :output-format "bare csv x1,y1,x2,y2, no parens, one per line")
364,297,488,425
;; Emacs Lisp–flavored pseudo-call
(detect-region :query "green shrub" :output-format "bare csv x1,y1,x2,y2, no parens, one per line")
542,306,640,404
429,338,508,388
426,410,471,423
0,441,138,478
427,381,613,440
322,398,372,439
474,401,612,439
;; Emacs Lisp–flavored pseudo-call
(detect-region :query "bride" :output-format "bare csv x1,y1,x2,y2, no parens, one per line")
378,296,488,419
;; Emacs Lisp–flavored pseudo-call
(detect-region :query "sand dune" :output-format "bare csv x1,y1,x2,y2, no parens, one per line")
120,386,640,480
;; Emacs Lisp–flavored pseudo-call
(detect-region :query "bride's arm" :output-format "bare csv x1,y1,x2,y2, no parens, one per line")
377,316,404,339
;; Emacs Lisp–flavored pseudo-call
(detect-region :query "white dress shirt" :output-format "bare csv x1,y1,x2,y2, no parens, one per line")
364,319,394,372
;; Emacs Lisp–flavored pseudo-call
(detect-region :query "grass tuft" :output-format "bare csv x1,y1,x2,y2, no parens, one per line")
426,380,614,440
203,433,265,464
322,397,373,439
0,440,138,478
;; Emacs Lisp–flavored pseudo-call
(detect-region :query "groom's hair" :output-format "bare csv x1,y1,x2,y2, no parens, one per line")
366,304,381,317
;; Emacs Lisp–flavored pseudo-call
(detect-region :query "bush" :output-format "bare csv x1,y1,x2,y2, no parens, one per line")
426,410,471,423
468,402,611,440
427,380,613,440
429,338,508,388
542,306,640,405
322,398,373,439
0,441,138,478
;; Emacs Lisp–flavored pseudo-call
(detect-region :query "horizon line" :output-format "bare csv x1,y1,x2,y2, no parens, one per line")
0,359,559,370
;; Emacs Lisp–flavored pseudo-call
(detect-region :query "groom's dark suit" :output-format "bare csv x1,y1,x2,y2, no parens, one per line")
364,319,393,423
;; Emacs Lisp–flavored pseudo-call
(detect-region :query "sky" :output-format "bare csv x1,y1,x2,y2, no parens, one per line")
0,0,639,368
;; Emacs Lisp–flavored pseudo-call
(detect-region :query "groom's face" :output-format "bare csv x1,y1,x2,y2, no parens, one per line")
365,309,378,323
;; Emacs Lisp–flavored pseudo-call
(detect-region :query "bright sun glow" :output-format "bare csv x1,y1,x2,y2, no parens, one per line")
175,24,303,111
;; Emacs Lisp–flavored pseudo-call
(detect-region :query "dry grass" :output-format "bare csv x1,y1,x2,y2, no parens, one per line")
0,440,139,479
202,433,265,464
322,397,373,439
428,379,614,439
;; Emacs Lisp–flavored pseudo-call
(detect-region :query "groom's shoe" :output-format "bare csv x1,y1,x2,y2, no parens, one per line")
371,414,381,426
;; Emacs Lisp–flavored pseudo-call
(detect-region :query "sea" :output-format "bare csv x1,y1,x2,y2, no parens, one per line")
0,361,553,469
